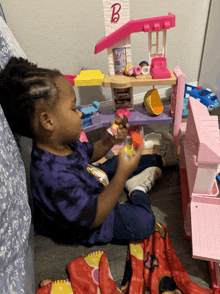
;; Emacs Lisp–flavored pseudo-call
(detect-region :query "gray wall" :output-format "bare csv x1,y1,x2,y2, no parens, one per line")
199,0,220,100
1,0,211,104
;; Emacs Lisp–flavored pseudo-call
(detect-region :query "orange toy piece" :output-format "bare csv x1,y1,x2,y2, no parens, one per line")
130,131,144,149
144,88,164,116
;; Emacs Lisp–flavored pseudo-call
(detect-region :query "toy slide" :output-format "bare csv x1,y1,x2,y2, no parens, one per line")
144,89,164,115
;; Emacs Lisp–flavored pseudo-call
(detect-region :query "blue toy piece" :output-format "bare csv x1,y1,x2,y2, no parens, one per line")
182,84,218,116
77,101,100,128
139,61,149,67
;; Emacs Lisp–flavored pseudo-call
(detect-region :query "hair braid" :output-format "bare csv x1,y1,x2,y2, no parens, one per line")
0,57,62,138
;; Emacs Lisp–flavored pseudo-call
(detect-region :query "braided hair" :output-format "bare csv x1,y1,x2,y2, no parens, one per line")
0,57,62,139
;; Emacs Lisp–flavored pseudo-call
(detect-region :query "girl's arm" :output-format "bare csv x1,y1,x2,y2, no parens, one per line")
90,134,115,163
90,123,128,163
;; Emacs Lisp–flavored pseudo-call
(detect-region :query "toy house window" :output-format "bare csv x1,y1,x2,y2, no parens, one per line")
148,30,167,63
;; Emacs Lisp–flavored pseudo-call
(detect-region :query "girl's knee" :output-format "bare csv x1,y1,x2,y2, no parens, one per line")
134,211,155,240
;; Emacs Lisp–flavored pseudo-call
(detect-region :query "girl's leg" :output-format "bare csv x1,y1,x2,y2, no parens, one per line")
112,190,155,241
98,154,163,181
132,154,163,177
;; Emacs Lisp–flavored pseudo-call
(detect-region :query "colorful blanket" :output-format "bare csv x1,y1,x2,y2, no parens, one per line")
36,222,220,294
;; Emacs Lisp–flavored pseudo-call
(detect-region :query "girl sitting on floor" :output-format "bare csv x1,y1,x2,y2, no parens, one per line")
0,57,177,246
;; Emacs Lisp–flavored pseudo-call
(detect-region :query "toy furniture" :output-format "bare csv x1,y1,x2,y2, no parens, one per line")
77,101,100,128
150,57,171,79
171,84,220,287
95,0,175,110
81,66,184,153
144,88,164,115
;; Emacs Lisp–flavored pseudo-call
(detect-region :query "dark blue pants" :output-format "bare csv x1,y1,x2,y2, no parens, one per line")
99,154,163,242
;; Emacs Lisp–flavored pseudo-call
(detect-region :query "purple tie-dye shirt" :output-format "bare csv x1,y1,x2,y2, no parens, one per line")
30,140,115,245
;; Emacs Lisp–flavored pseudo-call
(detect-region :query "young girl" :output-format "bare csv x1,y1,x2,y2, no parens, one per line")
0,57,177,246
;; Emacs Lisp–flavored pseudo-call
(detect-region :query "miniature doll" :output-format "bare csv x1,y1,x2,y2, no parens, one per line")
107,114,128,136
124,131,144,159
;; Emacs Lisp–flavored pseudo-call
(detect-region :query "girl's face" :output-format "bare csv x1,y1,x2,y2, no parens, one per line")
51,75,83,143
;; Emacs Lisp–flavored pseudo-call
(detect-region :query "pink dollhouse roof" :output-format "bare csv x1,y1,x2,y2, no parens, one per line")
95,13,175,54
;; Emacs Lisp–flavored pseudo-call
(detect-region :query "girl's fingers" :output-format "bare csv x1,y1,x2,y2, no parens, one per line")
109,120,115,126
133,145,144,157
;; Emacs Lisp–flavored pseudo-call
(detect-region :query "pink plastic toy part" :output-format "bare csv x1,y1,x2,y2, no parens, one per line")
171,66,186,154
150,57,171,79
95,13,176,54
125,67,134,76
115,109,131,118
79,131,89,143
134,66,142,76
63,75,77,86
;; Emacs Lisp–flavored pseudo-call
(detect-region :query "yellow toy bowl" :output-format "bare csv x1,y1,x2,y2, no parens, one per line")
144,89,164,115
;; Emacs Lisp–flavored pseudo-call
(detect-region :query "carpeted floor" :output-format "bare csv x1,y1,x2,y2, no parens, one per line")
34,101,219,291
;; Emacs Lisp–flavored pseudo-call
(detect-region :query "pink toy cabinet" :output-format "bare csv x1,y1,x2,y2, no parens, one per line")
173,90,220,288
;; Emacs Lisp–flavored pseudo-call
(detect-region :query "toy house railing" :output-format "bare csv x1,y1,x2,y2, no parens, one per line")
184,96,220,196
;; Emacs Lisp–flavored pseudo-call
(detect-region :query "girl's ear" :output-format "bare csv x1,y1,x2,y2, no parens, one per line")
39,112,54,131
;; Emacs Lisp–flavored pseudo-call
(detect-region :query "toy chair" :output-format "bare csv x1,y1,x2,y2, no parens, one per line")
150,57,171,79
144,87,164,115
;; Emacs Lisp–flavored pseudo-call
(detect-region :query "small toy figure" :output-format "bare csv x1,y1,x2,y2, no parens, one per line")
124,64,134,76
124,137,134,159
139,61,150,75
107,113,129,136
115,114,128,128
124,64,142,76
124,131,144,159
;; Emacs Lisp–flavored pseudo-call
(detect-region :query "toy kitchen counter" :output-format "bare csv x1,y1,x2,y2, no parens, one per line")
102,71,177,88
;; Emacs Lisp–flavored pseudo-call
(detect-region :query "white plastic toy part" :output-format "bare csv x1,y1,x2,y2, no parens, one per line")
141,65,150,75
144,140,154,149
144,132,162,145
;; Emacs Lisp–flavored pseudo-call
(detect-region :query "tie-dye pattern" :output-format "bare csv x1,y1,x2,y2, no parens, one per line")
30,140,115,245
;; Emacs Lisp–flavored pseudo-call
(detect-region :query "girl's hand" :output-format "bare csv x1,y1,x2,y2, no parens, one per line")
108,120,129,144
117,144,144,180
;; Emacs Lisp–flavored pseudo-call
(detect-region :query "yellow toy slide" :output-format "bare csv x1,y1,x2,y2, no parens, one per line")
144,88,163,115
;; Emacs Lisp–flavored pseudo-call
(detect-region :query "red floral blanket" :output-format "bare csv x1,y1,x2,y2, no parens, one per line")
36,222,220,294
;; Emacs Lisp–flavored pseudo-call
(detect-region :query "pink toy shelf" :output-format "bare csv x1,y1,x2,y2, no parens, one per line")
172,80,220,288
